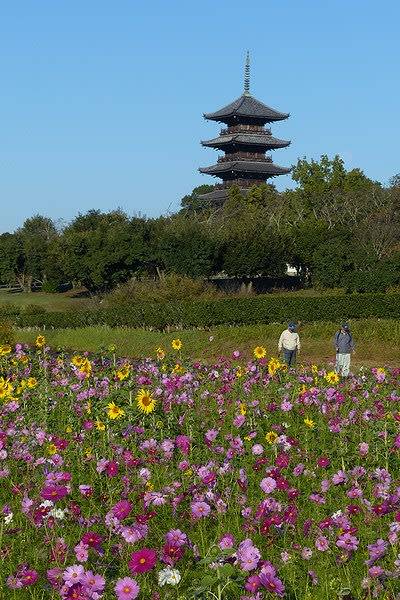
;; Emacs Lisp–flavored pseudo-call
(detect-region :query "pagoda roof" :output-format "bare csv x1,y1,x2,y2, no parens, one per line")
201,132,290,150
204,94,289,123
199,160,291,178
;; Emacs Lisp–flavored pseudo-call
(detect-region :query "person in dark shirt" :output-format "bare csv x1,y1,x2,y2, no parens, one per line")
334,323,355,377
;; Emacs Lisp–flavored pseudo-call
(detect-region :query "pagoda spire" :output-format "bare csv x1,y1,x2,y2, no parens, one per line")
244,51,251,96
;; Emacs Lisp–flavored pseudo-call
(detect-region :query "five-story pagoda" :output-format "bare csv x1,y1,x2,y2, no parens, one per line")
199,53,291,203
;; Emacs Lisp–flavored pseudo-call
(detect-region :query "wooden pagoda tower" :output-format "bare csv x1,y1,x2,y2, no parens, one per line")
199,53,291,203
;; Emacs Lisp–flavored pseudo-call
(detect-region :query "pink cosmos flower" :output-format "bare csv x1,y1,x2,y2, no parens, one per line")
165,529,187,547
219,533,235,550
81,570,105,594
191,501,211,519
359,442,369,456
114,577,140,600
260,477,277,494
251,444,264,456
74,542,89,563
259,572,285,597
245,574,261,592
63,564,85,587
120,524,148,544
175,435,190,455
336,533,359,551
315,535,329,551
47,567,63,590
21,569,38,587
128,548,157,574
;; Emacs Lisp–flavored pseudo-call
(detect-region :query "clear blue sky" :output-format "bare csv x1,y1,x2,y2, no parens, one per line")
1,0,399,232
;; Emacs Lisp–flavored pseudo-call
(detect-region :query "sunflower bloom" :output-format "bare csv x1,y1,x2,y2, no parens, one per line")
254,346,267,359
268,357,281,376
239,403,247,415
304,417,315,429
35,335,46,349
95,420,105,431
107,402,125,420
156,347,166,360
72,355,84,367
47,444,57,455
116,365,130,381
136,389,156,414
265,431,278,444
171,339,182,351
325,371,340,384
0,344,12,356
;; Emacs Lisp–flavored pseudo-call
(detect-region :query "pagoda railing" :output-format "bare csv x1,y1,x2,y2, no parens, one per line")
217,152,272,163
220,124,271,135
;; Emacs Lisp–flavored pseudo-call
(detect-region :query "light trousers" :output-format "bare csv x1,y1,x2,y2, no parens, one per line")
336,353,351,377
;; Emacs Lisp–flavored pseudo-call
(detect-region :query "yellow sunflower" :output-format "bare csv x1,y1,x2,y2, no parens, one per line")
136,388,156,414
71,355,84,367
47,443,57,455
304,417,315,429
26,377,38,389
253,346,267,359
35,335,46,349
325,371,339,384
171,339,182,351
79,358,92,378
107,402,125,419
265,431,278,444
156,347,166,360
0,344,12,356
0,377,13,400
116,365,130,381
268,357,282,376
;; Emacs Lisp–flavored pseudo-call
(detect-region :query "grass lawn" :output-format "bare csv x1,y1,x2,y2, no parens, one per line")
16,318,400,366
0,290,92,312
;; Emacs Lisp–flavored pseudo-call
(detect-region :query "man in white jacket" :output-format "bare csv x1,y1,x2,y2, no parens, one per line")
278,322,301,368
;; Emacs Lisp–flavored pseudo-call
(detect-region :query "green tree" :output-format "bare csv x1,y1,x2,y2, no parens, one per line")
16,215,58,291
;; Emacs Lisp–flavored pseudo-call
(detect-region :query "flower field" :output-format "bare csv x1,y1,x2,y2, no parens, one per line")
0,338,400,599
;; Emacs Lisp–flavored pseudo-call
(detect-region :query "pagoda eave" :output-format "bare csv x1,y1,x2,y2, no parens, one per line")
203,95,289,124
201,135,290,150
199,161,291,178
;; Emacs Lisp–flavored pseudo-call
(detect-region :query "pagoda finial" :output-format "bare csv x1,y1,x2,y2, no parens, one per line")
244,51,251,96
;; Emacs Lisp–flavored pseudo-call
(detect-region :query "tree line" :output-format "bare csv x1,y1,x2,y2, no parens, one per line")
1,155,399,294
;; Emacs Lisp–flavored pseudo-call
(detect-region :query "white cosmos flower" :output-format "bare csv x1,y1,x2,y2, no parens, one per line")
49,508,68,520
40,500,54,509
158,567,181,586
4,512,13,525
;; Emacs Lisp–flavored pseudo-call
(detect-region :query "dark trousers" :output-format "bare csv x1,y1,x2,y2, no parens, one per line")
283,348,297,367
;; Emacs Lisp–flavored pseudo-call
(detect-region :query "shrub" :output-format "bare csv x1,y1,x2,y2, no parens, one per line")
105,274,224,306
12,292,400,330
0,320,15,345
22,304,47,315
0,304,20,317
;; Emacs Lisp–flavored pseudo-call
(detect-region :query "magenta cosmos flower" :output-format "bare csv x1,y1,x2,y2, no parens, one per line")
112,500,132,520
128,548,157,574
41,485,69,501
114,577,140,600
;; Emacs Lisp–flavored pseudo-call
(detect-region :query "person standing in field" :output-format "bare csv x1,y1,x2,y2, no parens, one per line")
278,322,301,368
334,323,355,377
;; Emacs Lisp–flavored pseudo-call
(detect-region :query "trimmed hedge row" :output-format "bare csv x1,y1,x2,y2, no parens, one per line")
7,293,400,330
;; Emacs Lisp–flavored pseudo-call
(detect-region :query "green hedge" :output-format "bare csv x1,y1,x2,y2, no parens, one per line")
7,293,400,330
